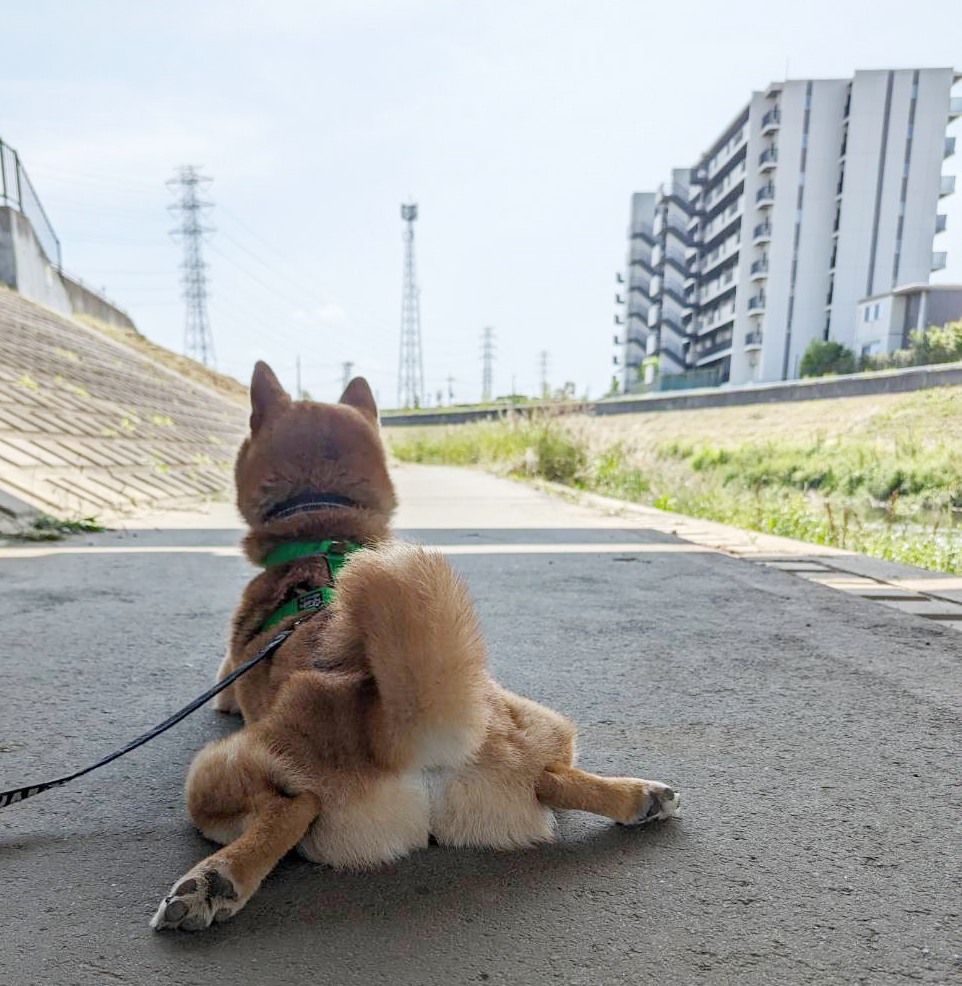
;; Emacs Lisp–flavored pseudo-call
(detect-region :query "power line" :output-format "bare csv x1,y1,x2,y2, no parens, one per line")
215,205,396,334
397,203,424,408
481,327,495,402
168,165,216,368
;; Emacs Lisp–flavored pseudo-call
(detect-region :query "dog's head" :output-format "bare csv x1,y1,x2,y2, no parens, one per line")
235,362,396,548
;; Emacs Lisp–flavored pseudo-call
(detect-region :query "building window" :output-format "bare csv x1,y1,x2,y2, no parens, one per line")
863,308,870,322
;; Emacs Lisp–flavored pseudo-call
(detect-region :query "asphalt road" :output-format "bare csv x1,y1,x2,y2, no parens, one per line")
1,464,959,985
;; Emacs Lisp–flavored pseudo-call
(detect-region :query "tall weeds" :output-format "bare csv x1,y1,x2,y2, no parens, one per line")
388,409,962,574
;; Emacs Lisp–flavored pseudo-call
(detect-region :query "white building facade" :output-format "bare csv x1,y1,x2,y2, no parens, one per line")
617,68,960,390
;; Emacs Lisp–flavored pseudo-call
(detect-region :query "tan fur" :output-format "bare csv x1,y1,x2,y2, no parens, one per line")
151,362,679,932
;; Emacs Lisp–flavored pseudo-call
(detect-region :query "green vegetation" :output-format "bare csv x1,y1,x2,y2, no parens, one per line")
388,388,962,573
800,340,856,377
799,320,962,379
9,515,106,542
863,319,962,371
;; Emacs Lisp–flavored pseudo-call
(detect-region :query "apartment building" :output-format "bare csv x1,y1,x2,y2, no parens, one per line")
616,68,960,390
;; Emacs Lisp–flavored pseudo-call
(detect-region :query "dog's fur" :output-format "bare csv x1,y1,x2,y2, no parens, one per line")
151,362,679,931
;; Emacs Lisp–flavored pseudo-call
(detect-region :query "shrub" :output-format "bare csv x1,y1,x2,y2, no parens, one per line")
800,339,857,377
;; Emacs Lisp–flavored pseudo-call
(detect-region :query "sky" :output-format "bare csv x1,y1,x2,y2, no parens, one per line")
2,0,961,408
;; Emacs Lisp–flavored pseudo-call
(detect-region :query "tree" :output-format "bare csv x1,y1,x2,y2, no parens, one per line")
799,339,856,378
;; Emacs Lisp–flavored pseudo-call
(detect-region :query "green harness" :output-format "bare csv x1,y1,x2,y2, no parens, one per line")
258,538,362,632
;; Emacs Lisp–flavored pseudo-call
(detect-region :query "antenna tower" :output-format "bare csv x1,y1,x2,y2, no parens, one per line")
539,349,550,398
168,165,216,367
341,361,354,393
397,203,424,407
481,327,495,402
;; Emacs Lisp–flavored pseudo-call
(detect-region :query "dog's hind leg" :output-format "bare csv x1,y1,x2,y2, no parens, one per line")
151,786,319,931
535,764,680,826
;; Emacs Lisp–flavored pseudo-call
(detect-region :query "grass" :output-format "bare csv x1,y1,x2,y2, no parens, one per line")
7,515,106,542
387,387,962,574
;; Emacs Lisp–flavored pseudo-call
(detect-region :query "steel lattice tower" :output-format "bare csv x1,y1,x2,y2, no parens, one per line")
168,166,216,367
481,327,495,402
397,203,424,408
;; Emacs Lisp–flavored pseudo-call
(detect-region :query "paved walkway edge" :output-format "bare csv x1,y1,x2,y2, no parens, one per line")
530,476,962,631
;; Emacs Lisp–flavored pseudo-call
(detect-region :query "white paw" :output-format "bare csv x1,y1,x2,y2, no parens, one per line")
150,863,244,931
620,781,681,826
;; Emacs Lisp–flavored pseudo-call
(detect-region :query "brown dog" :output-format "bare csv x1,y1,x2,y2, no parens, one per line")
151,362,679,931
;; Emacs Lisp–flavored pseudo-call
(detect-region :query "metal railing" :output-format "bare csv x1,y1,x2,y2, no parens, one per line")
756,183,775,204
752,221,772,240
761,107,781,130
0,138,61,269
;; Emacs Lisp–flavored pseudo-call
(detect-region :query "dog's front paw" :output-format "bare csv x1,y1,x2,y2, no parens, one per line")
618,780,680,826
150,863,244,931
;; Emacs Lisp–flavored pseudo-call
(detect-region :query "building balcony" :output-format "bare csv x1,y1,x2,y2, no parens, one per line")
697,305,736,333
950,96,962,120
694,339,734,366
761,107,781,134
614,331,646,348
744,330,763,350
946,136,956,159
939,175,956,197
630,221,654,242
690,165,708,185
752,221,772,244
749,259,768,280
747,294,766,313
758,147,778,171
698,268,737,308
936,213,948,234
932,251,947,271
756,183,775,206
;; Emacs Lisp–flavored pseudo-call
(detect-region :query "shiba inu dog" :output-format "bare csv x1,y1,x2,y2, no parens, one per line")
151,362,679,931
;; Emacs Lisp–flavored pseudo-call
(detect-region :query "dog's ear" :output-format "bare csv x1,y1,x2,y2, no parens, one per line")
250,361,290,433
338,377,378,424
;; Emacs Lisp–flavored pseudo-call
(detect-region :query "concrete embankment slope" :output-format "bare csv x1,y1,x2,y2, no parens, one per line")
0,287,247,524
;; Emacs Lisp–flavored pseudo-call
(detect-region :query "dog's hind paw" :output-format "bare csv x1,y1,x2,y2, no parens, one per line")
150,862,244,931
618,780,680,826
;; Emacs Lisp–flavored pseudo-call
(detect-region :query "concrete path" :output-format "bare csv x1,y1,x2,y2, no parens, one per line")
1,463,959,985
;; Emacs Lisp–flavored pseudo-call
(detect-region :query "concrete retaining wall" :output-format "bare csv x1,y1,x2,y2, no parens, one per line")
60,273,136,332
0,206,71,315
0,205,135,331
380,362,962,427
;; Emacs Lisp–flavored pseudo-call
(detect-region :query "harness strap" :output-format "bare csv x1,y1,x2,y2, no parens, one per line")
257,539,362,632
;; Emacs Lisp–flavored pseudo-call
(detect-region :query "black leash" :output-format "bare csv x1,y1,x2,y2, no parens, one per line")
0,617,312,811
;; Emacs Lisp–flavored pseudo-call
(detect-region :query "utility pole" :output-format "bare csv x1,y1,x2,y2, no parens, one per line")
539,350,550,399
481,327,495,402
168,165,215,367
341,361,354,393
397,203,424,408
296,356,302,399
446,374,455,405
